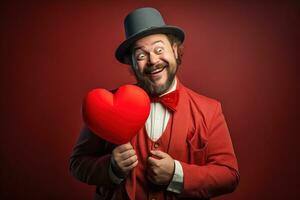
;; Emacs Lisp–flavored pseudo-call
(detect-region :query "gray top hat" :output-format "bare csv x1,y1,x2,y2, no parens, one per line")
115,7,185,64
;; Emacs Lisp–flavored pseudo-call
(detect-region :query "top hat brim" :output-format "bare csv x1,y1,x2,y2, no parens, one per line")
115,26,185,64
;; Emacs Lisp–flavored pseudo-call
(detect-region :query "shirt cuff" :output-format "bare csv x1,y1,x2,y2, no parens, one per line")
108,156,125,184
166,160,184,193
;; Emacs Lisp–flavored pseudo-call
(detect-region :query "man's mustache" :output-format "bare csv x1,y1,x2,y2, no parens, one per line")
143,62,168,74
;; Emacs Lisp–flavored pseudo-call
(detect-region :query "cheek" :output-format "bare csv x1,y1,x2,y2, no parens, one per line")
162,51,176,63
136,61,146,72
162,56,176,69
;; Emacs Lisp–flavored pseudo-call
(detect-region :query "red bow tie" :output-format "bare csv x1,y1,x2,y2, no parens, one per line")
151,90,179,112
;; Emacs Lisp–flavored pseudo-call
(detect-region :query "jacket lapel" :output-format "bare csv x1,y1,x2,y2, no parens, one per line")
168,80,190,161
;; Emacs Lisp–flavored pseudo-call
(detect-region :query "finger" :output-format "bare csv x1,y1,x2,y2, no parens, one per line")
147,156,159,167
123,160,138,171
116,143,133,153
120,149,136,160
146,165,157,176
121,155,138,167
146,172,158,184
150,150,168,159
146,173,155,183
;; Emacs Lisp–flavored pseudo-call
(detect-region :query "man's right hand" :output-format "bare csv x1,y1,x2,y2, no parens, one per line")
111,142,138,178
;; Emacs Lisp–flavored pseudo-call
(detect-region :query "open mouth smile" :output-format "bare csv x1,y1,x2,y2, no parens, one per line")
149,66,165,74
145,65,167,76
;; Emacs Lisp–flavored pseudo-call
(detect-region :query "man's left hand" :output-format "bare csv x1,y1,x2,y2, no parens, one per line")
147,150,175,185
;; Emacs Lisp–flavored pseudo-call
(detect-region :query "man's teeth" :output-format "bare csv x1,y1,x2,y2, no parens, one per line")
151,67,164,74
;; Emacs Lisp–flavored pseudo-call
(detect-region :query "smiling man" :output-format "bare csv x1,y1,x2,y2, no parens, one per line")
70,7,239,200
132,34,179,96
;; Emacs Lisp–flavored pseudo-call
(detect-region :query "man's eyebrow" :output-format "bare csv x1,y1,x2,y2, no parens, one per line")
151,40,164,45
133,40,165,52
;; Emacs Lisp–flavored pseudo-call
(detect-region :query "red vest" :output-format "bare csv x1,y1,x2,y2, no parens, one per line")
126,114,175,200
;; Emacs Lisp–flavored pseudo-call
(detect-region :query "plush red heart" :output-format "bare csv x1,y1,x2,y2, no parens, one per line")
82,85,150,144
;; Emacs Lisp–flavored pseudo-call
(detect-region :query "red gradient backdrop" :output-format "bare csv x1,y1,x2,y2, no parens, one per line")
1,1,299,200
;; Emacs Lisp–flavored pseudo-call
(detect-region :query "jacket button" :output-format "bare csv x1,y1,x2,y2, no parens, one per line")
154,143,159,148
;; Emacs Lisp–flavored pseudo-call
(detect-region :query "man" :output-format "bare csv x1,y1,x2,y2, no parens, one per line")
70,7,239,200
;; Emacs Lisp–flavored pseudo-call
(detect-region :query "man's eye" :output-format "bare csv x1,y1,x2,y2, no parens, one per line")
155,47,164,54
137,53,146,60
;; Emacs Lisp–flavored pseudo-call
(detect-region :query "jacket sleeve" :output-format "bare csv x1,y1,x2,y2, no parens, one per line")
69,126,116,187
179,102,240,198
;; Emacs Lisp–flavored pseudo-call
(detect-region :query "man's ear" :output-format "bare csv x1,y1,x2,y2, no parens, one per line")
172,43,178,59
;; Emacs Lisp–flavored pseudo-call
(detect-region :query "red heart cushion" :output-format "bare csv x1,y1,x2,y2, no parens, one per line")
82,85,150,144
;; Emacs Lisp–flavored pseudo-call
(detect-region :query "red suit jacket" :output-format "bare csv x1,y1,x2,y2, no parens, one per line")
70,81,240,199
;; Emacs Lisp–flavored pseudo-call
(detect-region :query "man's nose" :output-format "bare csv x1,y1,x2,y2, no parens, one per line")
148,52,159,65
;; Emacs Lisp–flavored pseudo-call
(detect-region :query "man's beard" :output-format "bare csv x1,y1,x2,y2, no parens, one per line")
133,61,177,97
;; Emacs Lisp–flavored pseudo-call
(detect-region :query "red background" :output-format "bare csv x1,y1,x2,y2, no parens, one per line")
1,1,299,200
